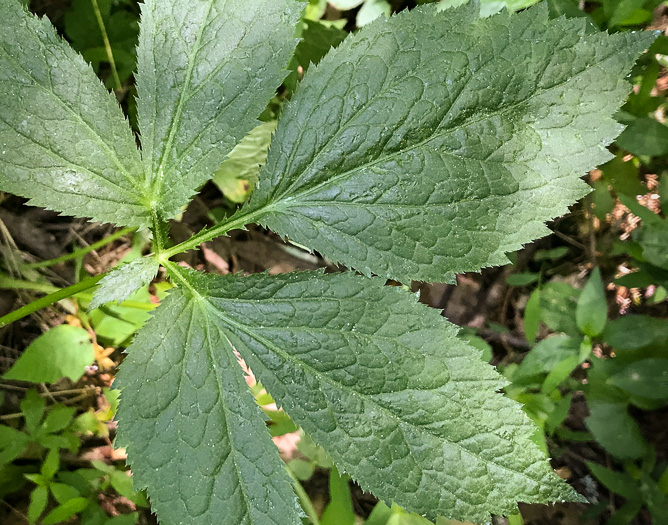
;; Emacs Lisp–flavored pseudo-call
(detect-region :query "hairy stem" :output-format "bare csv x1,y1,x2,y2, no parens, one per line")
0,274,104,328
0,273,156,328
161,206,270,259
22,227,135,269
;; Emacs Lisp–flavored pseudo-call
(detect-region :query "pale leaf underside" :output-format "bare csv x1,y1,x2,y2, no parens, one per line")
245,3,654,282
118,270,579,524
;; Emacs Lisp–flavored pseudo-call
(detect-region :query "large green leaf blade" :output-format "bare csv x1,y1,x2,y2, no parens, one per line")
182,269,579,523
244,3,654,282
114,288,302,525
135,0,302,220
0,0,147,227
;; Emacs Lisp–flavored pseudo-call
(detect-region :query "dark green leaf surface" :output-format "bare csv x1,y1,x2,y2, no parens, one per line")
143,270,580,523
89,257,159,310
114,287,302,525
608,358,668,399
575,268,607,337
585,400,648,459
0,0,148,227
135,0,301,221
244,3,653,282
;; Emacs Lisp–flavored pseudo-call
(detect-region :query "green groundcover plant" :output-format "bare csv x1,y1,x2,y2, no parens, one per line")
0,0,655,523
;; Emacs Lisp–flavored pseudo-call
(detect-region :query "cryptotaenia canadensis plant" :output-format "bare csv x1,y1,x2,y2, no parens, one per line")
0,0,655,523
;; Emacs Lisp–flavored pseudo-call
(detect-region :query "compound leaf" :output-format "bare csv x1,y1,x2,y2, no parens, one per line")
89,257,159,311
154,269,579,523
0,0,148,227
244,3,653,282
135,0,302,221
114,285,302,525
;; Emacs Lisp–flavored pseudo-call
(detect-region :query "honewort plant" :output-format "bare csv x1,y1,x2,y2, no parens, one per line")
0,0,655,522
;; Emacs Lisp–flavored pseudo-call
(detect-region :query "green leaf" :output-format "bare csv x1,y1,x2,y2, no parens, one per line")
506,273,539,286
0,0,148,227
243,3,653,282
135,0,302,221
134,269,581,523
638,222,668,270
608,358,668,400
49,482,81,505
41,449,60,480
586,461,642,500
616,116,668,157
28,485,49,525
4,325,94,383
212,121,277,204
606,501,643,525
600,153,645,197
329,0,364,8
539,282,580,336
21,390,46,436
602,315,668,350
585,401,648,459
357,0,391,26
114,285,303,525
42,496,89,525
321,467,355,525
40,405,77,436
541,355,579,394
90,257,159,310
524,288,542,344
0,426,31,466
293,19,347,73
575,268,607,337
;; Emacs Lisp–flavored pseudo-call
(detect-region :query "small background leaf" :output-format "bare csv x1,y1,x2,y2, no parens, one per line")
4,325,94,383
575,268,607,337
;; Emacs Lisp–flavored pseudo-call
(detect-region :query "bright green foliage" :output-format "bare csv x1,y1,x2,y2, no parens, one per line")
244,4,652,283
3,325,94,383
321,468,355,525
135,0,301,222
0,0,147,227
90,257,159,310
117,270,578,523
575,268,607,337
212,121,277,203
114,280,303,525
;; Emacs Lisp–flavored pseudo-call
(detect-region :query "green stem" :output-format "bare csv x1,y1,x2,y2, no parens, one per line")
286,466,320,525
151,210,166,256
91,0,122,91
22,227,135,269
162,207,268,259
0,273,157,328
0,274,58,294
0,275,104,328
